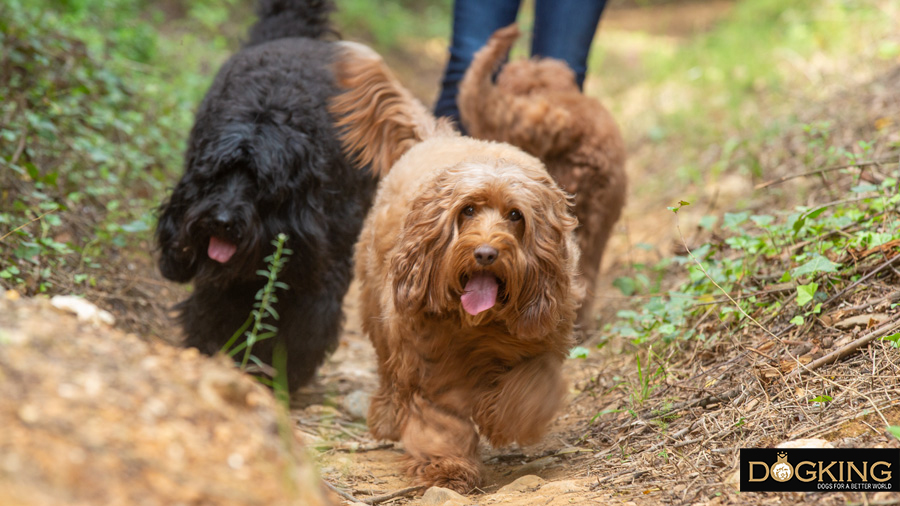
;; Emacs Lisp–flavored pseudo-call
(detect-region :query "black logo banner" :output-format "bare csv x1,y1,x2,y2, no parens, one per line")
740,448,899,492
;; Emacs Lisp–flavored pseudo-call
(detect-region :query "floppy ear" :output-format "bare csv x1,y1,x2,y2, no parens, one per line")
513,184,579,338
155,197,198,283
391,186,456,315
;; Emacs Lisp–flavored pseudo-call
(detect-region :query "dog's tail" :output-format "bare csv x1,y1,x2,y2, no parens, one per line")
246,0,336,46
459,24,577,158
457,24,520,139
328,42,457,178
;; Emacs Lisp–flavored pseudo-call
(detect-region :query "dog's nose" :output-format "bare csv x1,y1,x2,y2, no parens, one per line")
474,245,498,266
214,211,234,231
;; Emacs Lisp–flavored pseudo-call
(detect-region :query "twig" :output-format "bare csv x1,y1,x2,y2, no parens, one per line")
335,442,394,453
645,386,744,419
822,254,900,307
324,481,361,504
842,291,900,312
0,210,57,242
594,469,649,486
360,485,425,505
784,317,900,380
691,283,794,307
754,155,899,190
10,129,27,165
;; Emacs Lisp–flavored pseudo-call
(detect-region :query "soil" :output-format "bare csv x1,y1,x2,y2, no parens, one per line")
3,3,900,506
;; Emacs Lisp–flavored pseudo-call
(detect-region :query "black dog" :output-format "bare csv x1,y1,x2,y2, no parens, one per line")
156,0,376,391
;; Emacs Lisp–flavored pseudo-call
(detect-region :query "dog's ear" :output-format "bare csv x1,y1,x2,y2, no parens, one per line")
155,198,198,282
391,186,455,315
513,184,580,339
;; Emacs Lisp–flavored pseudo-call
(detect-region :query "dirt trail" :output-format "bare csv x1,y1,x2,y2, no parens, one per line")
297,281,629,506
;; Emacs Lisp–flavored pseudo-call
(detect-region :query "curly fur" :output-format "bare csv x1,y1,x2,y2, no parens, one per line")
155,0,376,392
330,44,582,493
458,25,627,337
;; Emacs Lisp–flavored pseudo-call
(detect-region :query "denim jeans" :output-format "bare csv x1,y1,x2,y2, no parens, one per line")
433,0,608,128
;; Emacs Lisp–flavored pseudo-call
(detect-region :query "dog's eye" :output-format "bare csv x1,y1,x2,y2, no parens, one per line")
509,209,523,222
462,205,475,217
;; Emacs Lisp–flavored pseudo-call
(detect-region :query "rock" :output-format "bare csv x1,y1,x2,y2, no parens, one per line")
496,474,546,494
343,390,371,420
537,480,581,494
775,438,833,449
420,486,467,505
50,295,115,326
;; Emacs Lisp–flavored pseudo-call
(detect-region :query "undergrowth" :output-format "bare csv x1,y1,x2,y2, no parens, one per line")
610,153,900,345
0,0,231,295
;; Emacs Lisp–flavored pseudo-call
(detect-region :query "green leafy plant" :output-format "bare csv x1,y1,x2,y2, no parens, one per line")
221,234,293,372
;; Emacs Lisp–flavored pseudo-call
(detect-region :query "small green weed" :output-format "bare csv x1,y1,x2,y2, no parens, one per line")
221,234,293,373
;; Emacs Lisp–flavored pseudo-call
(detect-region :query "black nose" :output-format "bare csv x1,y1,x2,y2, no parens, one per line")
213,210,233,231
474,245,498,266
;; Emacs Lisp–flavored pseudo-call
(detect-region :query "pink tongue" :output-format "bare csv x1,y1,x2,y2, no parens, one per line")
208,236,237,264
460,273,499,316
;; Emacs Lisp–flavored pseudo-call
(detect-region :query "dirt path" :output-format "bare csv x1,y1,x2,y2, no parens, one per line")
296,281,631,506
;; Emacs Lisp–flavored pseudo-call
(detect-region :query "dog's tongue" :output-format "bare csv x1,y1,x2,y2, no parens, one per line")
208,236,236,264
461,272,499,316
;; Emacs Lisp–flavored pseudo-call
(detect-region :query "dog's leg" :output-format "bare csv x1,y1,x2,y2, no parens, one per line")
367,380,405,441
572,161,627,336
401,393,481,494
472,353,566,448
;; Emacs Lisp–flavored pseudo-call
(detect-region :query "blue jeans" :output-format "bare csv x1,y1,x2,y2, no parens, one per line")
433,0,608,128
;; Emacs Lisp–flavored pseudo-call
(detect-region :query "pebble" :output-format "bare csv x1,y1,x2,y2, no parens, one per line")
420,486,468,505
496,474,545,494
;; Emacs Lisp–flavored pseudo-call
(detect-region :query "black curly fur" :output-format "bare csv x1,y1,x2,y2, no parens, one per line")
156,0,376,391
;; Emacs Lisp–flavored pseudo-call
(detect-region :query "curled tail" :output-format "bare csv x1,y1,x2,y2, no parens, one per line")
246,0,337,46
460,24,580,158
329,42,456,177
458,24,520,139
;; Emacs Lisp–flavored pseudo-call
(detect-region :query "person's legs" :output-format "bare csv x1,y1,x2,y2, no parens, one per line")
532,0,607,89
434,0,521,127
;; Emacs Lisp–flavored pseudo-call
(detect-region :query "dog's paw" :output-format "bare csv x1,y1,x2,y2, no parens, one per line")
406,456,481,495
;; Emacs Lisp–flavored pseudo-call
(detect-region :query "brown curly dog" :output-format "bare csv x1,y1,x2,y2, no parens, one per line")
459,24,627,338
329,42,583,494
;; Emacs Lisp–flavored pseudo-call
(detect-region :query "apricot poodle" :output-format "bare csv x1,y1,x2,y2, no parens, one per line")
458,25,627,337
330,43,583,493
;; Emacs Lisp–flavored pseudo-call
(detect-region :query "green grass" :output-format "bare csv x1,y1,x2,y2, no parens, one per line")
594,0,898,196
